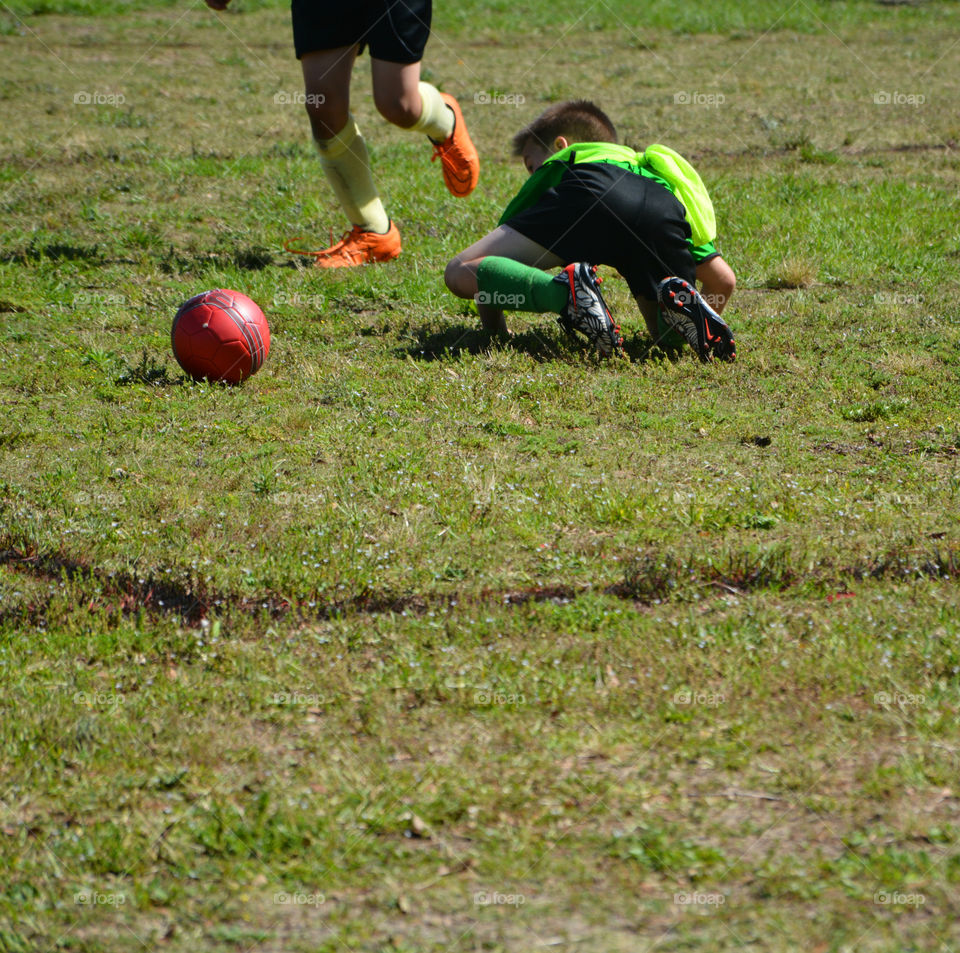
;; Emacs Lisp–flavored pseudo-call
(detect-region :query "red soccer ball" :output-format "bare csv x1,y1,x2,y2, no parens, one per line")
171,289,270,384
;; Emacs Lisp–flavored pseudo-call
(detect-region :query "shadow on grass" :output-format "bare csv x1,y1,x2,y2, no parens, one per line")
0,242,103,264
400,322,563,362
628,338,687,364
401,321,685,366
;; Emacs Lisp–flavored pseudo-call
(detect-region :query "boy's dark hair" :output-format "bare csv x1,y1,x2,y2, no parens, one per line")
511,100,617,156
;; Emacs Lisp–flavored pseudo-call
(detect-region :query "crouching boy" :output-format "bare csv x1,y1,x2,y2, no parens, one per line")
444,100,736,361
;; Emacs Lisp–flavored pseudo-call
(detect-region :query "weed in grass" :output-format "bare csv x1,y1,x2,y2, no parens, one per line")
766,256,818,289
116,349,178,386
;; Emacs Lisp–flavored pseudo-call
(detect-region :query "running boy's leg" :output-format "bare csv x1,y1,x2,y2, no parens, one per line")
301,46,393,237
370,58,479,197
300,45,356,141
370,58,436,130
292,0,432,266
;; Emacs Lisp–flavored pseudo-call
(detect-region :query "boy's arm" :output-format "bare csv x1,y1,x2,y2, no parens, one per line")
497,161,565,226
695,255,736,315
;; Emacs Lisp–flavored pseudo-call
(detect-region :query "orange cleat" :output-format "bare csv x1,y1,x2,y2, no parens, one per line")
431,93,480,198
285,222,401,268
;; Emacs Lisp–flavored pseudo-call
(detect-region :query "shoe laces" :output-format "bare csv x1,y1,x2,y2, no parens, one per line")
284,225,362,261
431,138,458,170
588,266,623,347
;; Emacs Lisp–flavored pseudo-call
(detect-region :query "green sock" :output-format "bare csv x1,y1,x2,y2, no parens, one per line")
476,256,567,313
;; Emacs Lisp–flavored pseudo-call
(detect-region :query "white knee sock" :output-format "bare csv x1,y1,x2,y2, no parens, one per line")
406,81,454,141
314,116,390,234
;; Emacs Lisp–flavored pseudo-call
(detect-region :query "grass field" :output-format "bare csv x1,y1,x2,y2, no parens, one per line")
2,0,960,950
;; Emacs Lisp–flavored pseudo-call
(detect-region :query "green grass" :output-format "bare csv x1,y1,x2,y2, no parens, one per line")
2,1,960,951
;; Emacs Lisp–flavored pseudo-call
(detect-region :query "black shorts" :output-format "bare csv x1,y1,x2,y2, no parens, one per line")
504,162,696,302
292,0,432,63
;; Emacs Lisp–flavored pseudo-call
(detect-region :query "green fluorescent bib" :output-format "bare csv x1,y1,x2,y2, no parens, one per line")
638,144,716,247
546,143,717,246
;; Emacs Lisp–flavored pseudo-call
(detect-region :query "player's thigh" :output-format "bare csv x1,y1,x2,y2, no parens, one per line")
445,226,563,297
300,46,358,136
453,225,562,270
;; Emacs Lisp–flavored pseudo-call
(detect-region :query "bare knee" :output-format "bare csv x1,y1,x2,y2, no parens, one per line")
374,88,420,128
305,100,350,142
445,256,477,299
718,269,736,299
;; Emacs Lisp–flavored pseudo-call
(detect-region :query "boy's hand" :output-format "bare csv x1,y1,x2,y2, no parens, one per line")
205,0,230,9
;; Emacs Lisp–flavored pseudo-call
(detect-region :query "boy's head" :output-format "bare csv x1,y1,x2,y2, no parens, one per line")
512,100,617,173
